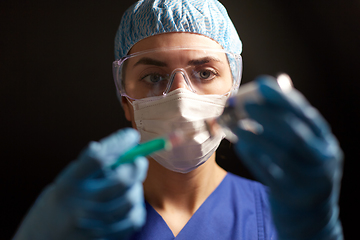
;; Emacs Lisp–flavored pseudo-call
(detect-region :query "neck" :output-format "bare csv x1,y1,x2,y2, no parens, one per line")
143,153,227,214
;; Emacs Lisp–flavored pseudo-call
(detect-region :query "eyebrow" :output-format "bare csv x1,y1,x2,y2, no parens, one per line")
134,57,167,67
133,56,222,67
188,57,222,66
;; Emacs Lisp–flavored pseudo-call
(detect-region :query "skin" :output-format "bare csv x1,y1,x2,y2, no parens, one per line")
122,33,228,237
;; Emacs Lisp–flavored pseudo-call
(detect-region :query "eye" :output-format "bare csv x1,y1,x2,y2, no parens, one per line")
200,70,211,79
194,69,218,81
142,73,168,84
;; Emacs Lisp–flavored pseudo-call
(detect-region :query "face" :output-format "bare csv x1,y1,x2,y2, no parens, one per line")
122,33,233,127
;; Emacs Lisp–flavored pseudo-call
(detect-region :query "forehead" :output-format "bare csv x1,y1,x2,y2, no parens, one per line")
128,33,224,55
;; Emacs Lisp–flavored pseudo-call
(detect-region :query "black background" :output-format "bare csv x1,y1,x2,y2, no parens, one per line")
1,0,359,239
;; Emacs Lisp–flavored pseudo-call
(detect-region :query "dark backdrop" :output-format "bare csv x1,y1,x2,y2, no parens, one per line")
1,0,359,239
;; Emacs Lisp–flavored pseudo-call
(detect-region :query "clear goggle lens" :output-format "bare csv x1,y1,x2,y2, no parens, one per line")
113,47,242,100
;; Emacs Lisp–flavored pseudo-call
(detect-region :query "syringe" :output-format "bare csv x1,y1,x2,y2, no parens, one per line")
110,74,293,169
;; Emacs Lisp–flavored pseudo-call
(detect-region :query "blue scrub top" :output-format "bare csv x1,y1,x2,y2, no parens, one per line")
130,173,277,240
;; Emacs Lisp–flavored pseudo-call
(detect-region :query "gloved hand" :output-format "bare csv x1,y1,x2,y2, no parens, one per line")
234,77,343,240
13,128,148,240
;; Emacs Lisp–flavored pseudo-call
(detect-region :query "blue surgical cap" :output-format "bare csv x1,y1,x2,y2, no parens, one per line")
114,0,242,60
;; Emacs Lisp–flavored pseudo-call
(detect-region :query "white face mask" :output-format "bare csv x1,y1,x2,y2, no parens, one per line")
128,89,228,173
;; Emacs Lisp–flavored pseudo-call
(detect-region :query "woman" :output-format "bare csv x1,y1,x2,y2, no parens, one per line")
13,0,343,239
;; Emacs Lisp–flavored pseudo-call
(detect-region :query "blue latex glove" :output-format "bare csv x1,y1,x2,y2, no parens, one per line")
234,77,343,240
13,128,148,240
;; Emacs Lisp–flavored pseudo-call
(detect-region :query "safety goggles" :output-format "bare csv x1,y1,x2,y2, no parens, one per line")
113,47,242,100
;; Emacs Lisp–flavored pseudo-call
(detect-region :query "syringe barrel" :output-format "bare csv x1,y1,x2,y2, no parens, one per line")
216,74,293,142
217,81,263,131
